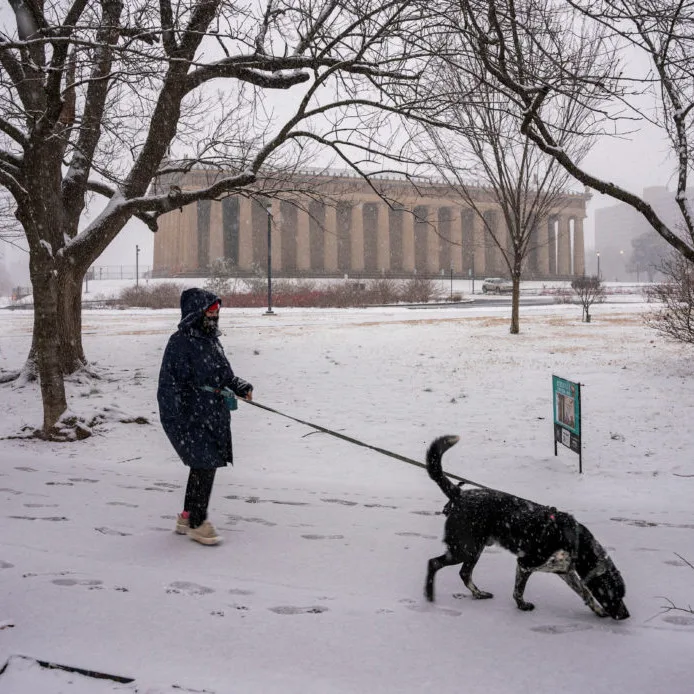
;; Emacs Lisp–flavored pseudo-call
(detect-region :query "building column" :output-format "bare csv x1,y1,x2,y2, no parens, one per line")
451,207,463,273
324,204,338,272
402,207,415,272
573,216,585,276
350,203,364,272
376,203,390,273
181,203,196,272
536,219,550,276
472,211,486,277
238,196,253,270
495,212,509,274
427,207,439,273
296,205,311,271
209,200,223,265
270,203,282,272
557,214,571,276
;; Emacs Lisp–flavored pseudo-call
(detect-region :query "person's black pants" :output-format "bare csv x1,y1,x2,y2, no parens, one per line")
184,468,217,528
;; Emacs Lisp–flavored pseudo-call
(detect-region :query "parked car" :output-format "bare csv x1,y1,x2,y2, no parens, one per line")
481,277,513,294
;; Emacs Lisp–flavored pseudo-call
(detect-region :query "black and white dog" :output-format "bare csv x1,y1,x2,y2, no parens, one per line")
424,435,629,620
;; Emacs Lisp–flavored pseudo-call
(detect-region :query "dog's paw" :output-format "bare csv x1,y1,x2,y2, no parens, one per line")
515,600,535,611
472,590,494,600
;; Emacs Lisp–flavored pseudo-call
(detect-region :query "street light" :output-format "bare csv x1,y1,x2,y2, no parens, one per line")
135,244,140,287
596,251,600,279
263,201,275,315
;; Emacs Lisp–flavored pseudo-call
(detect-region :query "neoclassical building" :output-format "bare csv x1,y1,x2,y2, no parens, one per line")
152,170,588,279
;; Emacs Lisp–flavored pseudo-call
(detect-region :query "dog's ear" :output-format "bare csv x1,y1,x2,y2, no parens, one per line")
554,512,580,555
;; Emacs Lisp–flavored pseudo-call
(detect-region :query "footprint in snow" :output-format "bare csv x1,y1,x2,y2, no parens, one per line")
52,578,104,589
226,515,276,527
300,534,345,540
166,581,215,596
399,598,461,617
321,498,358,507
0,560,14,569
662,615,694,627
269,605,329,615
531,623,593,634
229,588,254,596
95,527,131,536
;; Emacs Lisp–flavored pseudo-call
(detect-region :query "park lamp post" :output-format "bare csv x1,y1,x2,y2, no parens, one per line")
596,251,600,279
263,201,275,316
136,244,140,288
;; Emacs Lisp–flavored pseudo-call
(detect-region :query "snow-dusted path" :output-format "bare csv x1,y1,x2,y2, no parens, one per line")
1,302,693,693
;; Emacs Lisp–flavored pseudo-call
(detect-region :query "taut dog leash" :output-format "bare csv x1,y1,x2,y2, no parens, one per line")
240,398,490,489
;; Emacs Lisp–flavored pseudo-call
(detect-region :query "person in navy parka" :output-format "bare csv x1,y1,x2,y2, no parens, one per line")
158,288,253,545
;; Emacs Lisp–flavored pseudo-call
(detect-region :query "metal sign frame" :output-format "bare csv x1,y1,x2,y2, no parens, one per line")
552,375,582,473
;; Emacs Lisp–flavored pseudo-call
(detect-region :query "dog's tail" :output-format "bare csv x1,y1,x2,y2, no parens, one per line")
426,435,461,501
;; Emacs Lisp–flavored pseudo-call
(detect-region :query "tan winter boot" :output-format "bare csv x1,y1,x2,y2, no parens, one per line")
175,513,190,535
187,520,220,545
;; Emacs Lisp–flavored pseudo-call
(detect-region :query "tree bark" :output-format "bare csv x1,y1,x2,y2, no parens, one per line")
56,268,87,373
510,258,522,334
29,252,68,433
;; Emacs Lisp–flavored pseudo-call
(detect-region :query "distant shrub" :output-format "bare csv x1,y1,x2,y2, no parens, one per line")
400,277,440,303
119,282,183,308
118,276,457,309
204,259,247,297
366,278,401,304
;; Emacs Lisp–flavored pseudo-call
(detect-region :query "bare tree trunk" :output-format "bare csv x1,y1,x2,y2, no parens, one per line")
29,254,68,433
57,269,86,373
510,256,522,334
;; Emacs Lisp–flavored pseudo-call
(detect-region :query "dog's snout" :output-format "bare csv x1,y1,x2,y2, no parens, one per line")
613,602,630,620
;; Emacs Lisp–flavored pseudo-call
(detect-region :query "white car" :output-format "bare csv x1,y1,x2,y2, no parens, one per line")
481,277,513,294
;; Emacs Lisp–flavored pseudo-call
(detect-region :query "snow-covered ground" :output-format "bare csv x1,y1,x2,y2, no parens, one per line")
0,298,692,693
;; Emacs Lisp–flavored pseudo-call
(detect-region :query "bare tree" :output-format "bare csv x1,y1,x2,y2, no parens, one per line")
571,274,605,322
659,554,694,616
628,231,670,282
0,0,436,438
644,253,694,343
456,0,694,263
413,38,596,333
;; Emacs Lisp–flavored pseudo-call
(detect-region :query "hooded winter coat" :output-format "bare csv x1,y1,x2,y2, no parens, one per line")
157,288,253,469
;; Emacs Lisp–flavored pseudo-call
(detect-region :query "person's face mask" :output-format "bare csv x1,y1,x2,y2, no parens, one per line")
202,310,219,334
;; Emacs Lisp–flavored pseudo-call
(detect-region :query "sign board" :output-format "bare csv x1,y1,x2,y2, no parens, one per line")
552,375,582,472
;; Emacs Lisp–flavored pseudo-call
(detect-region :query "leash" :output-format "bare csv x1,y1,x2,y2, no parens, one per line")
241,398,488,489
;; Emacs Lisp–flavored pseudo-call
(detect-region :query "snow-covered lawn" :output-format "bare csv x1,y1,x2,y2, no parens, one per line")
0,300,692,693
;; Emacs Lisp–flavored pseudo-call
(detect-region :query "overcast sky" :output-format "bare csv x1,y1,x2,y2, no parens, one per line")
0,2,679,285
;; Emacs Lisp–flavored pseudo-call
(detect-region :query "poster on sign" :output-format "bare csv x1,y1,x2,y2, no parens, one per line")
552,375,582,472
